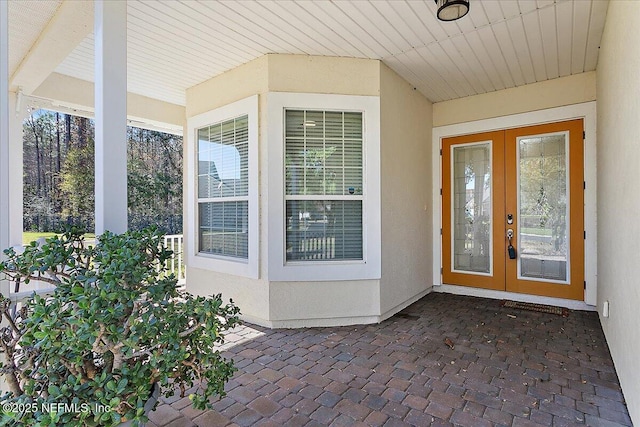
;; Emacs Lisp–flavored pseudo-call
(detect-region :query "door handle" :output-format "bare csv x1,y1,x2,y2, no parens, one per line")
507,228,516,259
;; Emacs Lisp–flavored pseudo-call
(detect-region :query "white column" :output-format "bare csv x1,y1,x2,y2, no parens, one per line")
94,0,127,235
0,2,21,286
1,0,10,296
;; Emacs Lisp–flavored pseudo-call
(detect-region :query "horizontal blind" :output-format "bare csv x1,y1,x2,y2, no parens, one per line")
197,115,249,259
285,109,363,261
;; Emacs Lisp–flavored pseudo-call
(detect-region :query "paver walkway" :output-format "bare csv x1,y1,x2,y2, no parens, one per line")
147,293,633,427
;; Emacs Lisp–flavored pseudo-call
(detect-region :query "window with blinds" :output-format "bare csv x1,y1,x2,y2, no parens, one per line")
285,109,364,261
197,115,249,259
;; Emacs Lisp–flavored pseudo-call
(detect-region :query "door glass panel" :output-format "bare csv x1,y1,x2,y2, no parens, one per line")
518,133,568,282
452,143,492,274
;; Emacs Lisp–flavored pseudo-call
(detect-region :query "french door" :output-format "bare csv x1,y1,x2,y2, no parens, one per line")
442,120,584,300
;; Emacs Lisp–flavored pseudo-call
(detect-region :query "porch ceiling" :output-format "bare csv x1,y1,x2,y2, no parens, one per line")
8,0,609,107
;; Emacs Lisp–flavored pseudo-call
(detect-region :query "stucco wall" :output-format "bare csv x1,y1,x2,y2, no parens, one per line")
268,280,381,328
267,54,379,96
596,1,640,423
186,55,269,118
379,63,433,316
433,71,596,127
186,267,270,326
185,54,388,327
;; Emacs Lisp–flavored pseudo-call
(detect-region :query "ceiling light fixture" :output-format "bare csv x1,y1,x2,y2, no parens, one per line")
435,0,470,21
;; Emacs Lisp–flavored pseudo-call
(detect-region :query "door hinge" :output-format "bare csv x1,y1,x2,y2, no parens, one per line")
440,188,443,196
440,228,443,235
583,181,586,190
440,267,443,275
584,231,586,239
583,131,586,140
440,149,443,156
584,281,587,290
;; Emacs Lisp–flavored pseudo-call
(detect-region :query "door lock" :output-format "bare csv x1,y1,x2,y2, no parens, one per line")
507,228,516,259
507,213,514,224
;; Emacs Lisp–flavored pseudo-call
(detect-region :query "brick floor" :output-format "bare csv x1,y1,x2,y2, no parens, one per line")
149,293,633,426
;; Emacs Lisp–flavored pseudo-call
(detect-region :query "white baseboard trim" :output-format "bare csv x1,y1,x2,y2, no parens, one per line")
242,287,434,329
433,284,596,311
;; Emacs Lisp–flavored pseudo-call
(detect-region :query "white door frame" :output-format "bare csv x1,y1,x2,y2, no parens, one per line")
432,102,597,308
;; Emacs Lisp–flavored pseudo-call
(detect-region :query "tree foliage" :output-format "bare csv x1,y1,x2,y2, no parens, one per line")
22,110,183,233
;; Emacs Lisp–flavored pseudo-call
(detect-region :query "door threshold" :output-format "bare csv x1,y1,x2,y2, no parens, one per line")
434,284,596,311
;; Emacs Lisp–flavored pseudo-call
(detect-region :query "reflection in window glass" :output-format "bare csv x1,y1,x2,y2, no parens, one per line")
452,143,492,274
197,115,249,259
518,134,568,282
285,110,363,261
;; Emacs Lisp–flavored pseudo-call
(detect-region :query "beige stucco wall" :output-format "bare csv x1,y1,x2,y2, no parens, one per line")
379,63,433,315
185,54,394,327
268,280,381,327
186,267,271,326
433,71,596,127
596,1,640,424
34,72,185,130
186,56,269,118
267,54,380,96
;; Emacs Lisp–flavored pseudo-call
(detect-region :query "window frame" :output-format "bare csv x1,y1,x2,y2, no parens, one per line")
267,92,381,281
186,95,259,279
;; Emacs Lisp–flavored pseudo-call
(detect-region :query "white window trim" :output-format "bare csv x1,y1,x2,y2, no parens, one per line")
432,101,597,306
267,92,381,281
186,95,259,279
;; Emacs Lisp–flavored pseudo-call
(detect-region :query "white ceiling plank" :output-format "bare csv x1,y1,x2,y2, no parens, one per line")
468,2,490,28
506,17,536,84
418,44,471,99
395,49,454,102
538,5,560,79
464,30,504,91
556,0,574,77
584,0,609,71
452,8,477,34
384,54,447,103
406,1,450,41
499,1,523,20
477,25,515,89
219,0,318,55
202,1,298,54
374,1,428,49
255,0,350,57
521,7,548,81
150,1,268,57
295,0,381,58
276,1,363,57
402,49,454,101
492,21,526,87
570,0,591,74
249,0,340,56
537,0,556,9
12,0,609,106
329,1,402,56
431,38,479,97
11,0,92,94
7,0,62,76
127,23,245,74
480,1,506,23
449,35,495,94
365,2,416,52
518,0,539,15
126,12,242,69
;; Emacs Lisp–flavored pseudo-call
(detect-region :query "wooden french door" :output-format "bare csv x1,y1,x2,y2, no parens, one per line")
442,120,584,300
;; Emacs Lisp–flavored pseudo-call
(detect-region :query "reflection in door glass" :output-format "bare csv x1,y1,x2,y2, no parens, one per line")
518,134,568,282
452,143,491,274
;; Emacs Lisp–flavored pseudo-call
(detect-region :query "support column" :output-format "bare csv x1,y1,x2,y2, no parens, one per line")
94,0,127,235
1,0,10,394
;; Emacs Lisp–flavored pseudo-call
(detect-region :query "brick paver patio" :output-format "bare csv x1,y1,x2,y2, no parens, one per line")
147,293,632,427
